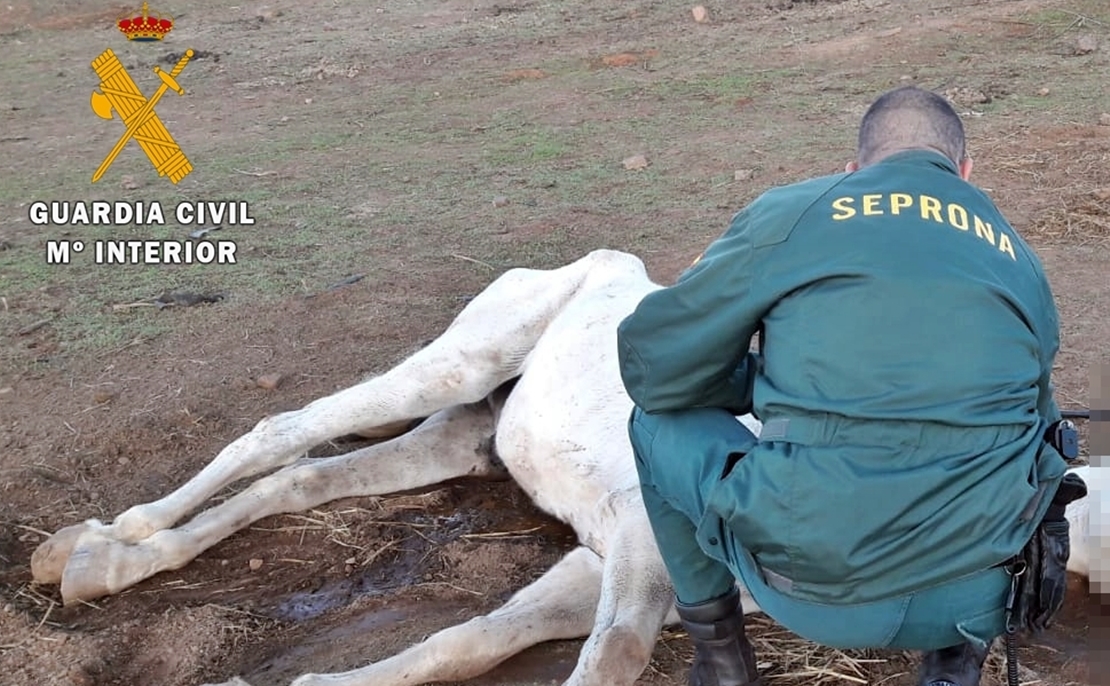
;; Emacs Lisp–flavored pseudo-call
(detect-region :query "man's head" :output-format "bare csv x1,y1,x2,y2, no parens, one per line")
846,86,973,180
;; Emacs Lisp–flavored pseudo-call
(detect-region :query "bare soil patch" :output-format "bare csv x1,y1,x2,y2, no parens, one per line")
1,0,1105,685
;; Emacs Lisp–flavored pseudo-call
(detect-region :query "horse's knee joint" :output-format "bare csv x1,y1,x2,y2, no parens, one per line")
113,504,160,541
581,625,653,685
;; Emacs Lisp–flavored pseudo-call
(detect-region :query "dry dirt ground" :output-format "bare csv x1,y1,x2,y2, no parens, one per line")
0,0,1108,685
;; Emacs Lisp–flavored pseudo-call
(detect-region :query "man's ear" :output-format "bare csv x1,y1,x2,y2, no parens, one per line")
958,157,973,181
845,160,859,173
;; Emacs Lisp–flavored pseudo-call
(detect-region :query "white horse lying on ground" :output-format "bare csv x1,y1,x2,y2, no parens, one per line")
31,249,1091,686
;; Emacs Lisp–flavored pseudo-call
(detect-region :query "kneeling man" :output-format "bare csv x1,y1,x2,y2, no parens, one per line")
617,86,1083,686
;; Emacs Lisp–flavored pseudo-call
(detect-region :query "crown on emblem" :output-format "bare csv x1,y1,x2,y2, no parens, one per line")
117,2,174,42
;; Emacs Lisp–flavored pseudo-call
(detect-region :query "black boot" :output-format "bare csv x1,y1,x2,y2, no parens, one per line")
917,641,991,686
675,587,764,686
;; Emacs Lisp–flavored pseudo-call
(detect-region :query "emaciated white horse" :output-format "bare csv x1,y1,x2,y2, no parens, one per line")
31,250,1090,686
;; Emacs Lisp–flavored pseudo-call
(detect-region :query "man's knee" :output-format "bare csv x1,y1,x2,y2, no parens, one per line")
628,406,653,475
629,405,680,478
629,405,757,474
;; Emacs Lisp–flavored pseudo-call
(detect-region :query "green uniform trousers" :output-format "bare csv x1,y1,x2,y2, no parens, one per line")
630,406,1010,652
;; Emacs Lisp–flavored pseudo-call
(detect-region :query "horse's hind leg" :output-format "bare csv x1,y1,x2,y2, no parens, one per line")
205,545,605,686
35,253,612,566
41,397,509,603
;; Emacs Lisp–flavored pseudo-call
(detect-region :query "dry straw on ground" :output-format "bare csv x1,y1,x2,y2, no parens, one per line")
979,132,1110,244
658,619,1038,686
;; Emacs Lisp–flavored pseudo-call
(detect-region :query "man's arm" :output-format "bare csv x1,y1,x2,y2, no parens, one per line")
1038,360,1061,425
1037,277,1062,425
617,210,766,415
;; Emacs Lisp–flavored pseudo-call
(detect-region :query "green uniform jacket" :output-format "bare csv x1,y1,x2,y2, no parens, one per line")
617,150,1069,605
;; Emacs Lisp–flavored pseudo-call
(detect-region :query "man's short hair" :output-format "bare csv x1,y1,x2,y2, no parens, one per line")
856,86,967,167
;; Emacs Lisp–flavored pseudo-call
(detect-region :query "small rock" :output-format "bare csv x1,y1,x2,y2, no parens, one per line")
117,457,130,466
119,175,141,190
256,373,283,390
691,5,709,23
344,557,357,565
492,196,510,208
304,97,313,104
601,52,644,68
2,603,12,613
67,667,94,686
249,558,264,571
0,387,12,395
943,86,990,106
221,559,230,566
734,169,755,181
93,390,117,404
503,68,547,82
1098,113,1110,127
899,74,912,82
1037,87,1050,96
623,154,650,170
1075,34,1099,55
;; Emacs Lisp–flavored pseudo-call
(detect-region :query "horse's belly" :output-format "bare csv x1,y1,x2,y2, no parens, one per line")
490,264,662,548
494,306,645,543
495,379,638,540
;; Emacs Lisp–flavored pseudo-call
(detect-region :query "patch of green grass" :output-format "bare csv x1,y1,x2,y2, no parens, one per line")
1022,8,1085,27
481,125,571,165
1015,3,1110,43
651,72,757,101
528,136,568,161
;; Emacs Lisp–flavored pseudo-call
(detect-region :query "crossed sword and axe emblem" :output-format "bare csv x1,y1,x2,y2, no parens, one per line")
90,47,195,184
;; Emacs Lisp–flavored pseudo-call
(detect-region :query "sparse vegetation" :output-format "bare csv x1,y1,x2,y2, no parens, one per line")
0,1,1105,685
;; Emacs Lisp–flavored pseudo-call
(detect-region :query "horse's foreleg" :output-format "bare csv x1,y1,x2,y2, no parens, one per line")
206,546,605,686
563,492,679,686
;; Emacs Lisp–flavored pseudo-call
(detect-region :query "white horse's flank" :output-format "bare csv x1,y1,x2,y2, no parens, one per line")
31,250,1090,686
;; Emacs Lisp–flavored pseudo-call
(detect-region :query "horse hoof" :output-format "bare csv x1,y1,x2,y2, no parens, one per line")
58,528,171,605
30,521,99,585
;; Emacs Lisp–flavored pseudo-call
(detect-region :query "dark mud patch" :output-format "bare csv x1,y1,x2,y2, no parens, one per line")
240,593,584,686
